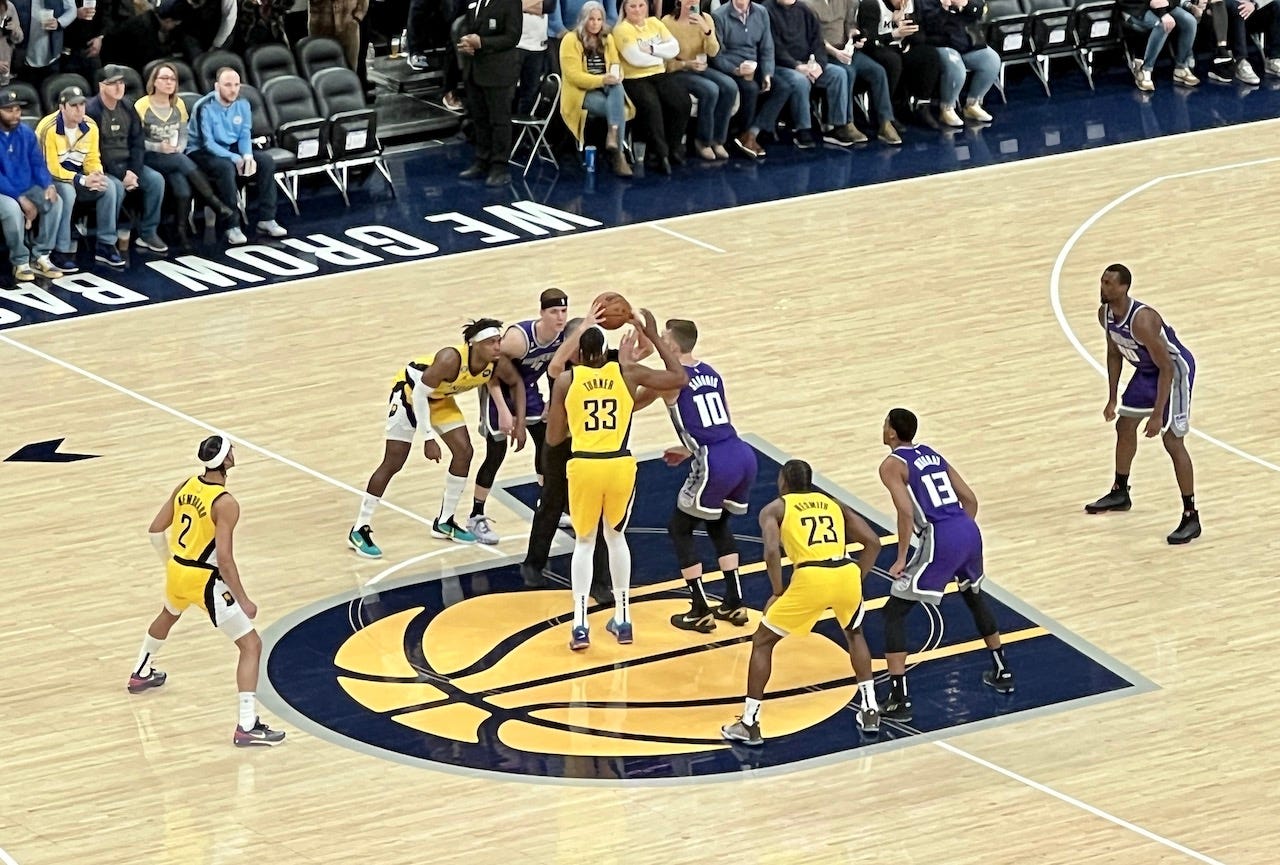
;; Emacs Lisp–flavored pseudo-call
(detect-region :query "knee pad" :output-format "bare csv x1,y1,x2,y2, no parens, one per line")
882,595,915,654
959,587,1000,637
667,509,701,569
705,513,738,559
474,434,508,490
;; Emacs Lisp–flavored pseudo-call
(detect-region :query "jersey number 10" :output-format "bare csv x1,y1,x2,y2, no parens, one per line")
692,392,729,427
922,471,958,508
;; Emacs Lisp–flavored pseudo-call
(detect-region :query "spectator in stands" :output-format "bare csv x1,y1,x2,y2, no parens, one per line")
16,0,76,91
136,62,236,248
859,0,944,128
1120,0,1199,91
663,0,736,161
614,0,690,173
1221,0,1278,80
917,0,999,125
187,67,287,244
233,0,290,56
802,0,901,145
711,0,793,158
86,64,169,254
765,0,861,146
515,0,550,113
61,0,103,84
308,0,368,70
407,0,457,71
35,84,125,270
1,0,24,85
159,0,237,61
100,3,183,70
548,0,617,43
1,87,64,281
559,0,633,176
456,0,522,187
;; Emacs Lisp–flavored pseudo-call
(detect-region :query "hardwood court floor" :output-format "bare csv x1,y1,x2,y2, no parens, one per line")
2,120,1279,865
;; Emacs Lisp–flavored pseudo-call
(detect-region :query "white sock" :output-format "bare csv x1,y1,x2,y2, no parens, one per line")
438,472,467,525
602,525,632,624
356,494,379,528
239,692,257,731
132,635,164,678
859,680,878,712
571,533,595,629
743,696,762,726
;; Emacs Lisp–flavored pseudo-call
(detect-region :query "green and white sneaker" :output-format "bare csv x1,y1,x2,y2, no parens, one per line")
347,525,382,558
432,517,477,544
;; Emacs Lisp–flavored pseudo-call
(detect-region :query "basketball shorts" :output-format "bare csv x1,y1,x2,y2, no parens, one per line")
566,455,637,536
762,560,865,636
891,517,984,605
164,561,253,640
1117,353,1195,437
385,388,468,443
479,384,545,440
678,437,758,520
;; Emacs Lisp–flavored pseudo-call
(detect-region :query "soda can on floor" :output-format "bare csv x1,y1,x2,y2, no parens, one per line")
584,145,597,173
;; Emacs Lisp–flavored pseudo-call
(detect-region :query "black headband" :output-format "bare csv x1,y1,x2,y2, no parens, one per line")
541,295,568,310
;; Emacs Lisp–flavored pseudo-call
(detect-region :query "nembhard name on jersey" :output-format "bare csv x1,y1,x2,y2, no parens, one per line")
174,492,210,518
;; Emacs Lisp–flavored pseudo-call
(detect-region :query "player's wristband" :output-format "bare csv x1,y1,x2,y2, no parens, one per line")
149,531,168,561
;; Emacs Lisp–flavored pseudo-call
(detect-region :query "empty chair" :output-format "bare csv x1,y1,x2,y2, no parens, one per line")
310,68,393,204
240,84,299,213
1071,0,1121,89
247,43,299,89
262,75,342,204
508,73,562,178
294,36,349,82
40,72,91,114
985,0,1042,99
193,49,246,92
1026,0,1076,92
144,59,199,95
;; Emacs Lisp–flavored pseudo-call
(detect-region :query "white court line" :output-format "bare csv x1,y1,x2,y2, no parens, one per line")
0,333,438,526
1049,155,1280,475
648,224,727,253
363,533,528,587
1,846,20,865
934,741,1227,865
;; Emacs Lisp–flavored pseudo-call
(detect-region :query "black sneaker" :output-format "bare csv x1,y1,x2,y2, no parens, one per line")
1167,510,1201,545
520,562,551,588
857,706,881,734
983,668,1015,694
94,242,125,268
711,602,749,626
51,251,80,273
880,693,913,722
794,129,817,149
670,610,716,633
589,580,614,606
1084,485,1131,513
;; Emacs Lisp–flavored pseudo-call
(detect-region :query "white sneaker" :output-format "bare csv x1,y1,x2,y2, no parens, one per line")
1236,59,1261,85
558,513,573,529
938,106,964,128
226,227,247,245
962,101,992,123
1173,66,1200,87
1266,58,1280,77
466,514,500,545
256,220,287,238
1133,60,1154,92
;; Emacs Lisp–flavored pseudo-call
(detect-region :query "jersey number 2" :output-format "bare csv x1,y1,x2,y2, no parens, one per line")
800,515,838,545
177,513,193,549
583,398,618,431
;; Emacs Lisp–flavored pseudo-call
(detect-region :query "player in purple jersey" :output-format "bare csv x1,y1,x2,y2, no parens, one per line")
468,289,570,544
877,408,1014,722
1085,264,1200,545
636,319,758,633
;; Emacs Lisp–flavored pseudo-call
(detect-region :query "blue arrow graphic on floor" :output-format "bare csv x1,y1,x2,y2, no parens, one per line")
5,438,99,463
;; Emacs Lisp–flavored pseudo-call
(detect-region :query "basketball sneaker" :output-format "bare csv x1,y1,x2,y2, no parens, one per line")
1167,510,1201,545
520,562,552,588
569,625,590,651
857,706,881,735
233,719,286,747
1084,485,1131,513
721,717,763,746
983,668,1016,694
880,693,913,723
712,602,749,626
590,580,615,606
466,514,499,545
347,525,382,558
432,517,477,544
606,617,633,645
127,669,167,693
670,610,716,633
558,512,573,529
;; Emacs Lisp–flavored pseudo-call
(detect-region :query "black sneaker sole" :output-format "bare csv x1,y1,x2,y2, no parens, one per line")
1167,527,1202,545
983,673,1016,694
1084,501,1131,513
880,707,913,723
670,612,716,633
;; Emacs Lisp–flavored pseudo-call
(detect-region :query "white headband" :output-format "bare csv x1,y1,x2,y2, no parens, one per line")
202,437,232,470
469,326,502,344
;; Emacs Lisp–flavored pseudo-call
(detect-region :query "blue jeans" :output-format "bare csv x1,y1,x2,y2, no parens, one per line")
773,64,851,128
731,71,793,136
833,52,896,124
671,67,738,144
53,174,122,252
119,164,165,238
1131,6,1198,69
581,84,628,140
938,46,1001,105
1,187,63,263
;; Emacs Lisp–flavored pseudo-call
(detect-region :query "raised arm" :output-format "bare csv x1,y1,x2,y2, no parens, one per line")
621,309,688,394
878,456,916,576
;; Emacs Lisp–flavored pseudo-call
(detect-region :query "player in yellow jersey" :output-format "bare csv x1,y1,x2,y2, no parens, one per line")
126,436,286,747
721,459,883,746
349,319,526,556
546,310,688,650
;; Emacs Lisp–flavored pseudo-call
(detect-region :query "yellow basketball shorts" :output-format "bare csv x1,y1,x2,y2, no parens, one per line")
385,392,467,443
164,560,253,639
566,455,637,536
762,561,865,636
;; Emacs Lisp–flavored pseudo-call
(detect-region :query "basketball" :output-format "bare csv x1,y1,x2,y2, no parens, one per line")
594,292,633,330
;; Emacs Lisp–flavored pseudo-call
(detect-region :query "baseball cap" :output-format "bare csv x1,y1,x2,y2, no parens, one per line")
0,89,28,109
59,86,87,106
100,64,129,84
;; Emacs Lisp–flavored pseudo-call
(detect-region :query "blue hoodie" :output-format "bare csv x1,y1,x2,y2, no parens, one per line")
0,121,53,199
